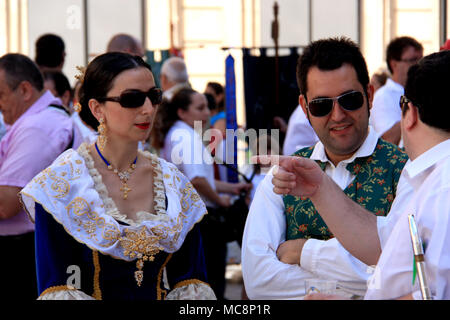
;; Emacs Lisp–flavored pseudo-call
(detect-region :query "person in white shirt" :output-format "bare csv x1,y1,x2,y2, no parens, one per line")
369,37,423,145
241,37,408,299
263,50,450,300
159,57,191,101
156,88,251,300
282,105,318,156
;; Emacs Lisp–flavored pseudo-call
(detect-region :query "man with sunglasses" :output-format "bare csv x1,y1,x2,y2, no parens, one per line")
0,53,73,300
370,36,423,146
241,37,408,299
264,49,450,301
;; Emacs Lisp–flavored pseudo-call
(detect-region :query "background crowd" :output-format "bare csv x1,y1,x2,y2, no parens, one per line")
0,29,449,301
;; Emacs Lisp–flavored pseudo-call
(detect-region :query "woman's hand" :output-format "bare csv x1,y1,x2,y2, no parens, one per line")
218,194,231,207
232,182,253,195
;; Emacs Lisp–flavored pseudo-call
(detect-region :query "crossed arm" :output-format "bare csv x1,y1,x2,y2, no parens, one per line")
0,186,22,220
256,155,381,266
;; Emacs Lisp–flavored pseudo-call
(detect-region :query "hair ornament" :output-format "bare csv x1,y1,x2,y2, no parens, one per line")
75,65,86,83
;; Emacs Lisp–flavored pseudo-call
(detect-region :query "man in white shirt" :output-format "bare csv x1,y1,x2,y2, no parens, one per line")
369,37,423,145
282,105,318,156
241,37,408,299
265,50,450,300
160,57,191,101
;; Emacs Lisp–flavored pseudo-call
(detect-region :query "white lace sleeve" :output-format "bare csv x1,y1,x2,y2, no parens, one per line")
37,286,96,300
165,280,216,300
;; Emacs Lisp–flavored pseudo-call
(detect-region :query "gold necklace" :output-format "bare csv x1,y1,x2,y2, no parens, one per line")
95,143,137,199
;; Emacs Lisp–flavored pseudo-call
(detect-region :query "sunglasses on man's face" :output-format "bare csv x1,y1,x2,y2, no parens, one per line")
306,91,365,117
97,87,163,109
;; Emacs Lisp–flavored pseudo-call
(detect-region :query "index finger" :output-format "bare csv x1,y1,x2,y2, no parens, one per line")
251,155,296,166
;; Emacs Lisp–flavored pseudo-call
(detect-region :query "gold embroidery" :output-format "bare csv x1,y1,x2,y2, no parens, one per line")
119,226,165,286
48,168,70,198
157,254,172,300
92,250,102,300
67,197,120,247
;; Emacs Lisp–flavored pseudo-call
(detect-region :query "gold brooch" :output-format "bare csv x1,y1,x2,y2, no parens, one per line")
119,227,164,287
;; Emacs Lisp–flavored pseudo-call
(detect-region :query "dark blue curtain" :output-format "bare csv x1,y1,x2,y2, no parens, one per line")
145,50,172,88
243,48,300,137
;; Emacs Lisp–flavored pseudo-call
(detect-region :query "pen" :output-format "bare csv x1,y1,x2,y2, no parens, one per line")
408,214,432,300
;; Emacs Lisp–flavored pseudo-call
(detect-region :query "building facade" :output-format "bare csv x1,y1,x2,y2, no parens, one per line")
1,0,448,126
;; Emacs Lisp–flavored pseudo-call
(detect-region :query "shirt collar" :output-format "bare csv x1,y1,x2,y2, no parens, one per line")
8,90,58,131
385,78,404,93
310,125,380,167
403,139,450,189
174,119,192,131
18,90,58,119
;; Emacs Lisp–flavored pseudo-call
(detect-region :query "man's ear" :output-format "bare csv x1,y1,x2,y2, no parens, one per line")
389,60,397,76
299,94,308,115
18,81,34,102
366,83,375,110
403,102,419,130
62,90,71,107
88,98,104,121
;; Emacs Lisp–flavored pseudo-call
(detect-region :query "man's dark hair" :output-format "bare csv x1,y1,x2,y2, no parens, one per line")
296,37,370,100
35,34,65,69
386,36,423,73
43,71,72,98
0,53,44,91
404,50,450,132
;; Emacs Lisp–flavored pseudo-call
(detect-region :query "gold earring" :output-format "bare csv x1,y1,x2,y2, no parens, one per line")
97,118,107,151
73,103,82,113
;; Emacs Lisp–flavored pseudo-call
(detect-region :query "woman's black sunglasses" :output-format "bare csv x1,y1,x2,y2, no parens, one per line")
307,91,365,117
97,87,163,109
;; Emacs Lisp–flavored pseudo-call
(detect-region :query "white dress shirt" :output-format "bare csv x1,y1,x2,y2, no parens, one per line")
161,120,217,208
162,82,191,101
283,105,319,156
241,127,387,299
365,139,450,300
71,112,98,149
369,78,404,136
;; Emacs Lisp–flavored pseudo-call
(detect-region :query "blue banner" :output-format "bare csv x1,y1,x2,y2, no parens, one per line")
225,54,238,183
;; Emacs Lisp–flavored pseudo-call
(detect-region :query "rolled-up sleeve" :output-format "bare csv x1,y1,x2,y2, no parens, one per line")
241,169,315,300
300,238,371,296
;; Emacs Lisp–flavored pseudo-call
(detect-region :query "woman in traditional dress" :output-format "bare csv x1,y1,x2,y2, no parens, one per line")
20,52,216,300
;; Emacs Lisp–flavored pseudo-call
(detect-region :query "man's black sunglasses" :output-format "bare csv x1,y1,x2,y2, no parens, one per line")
97,87,163,108
307,91,365,117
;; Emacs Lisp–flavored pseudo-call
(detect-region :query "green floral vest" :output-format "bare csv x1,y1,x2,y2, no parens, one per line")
284,139,408,241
